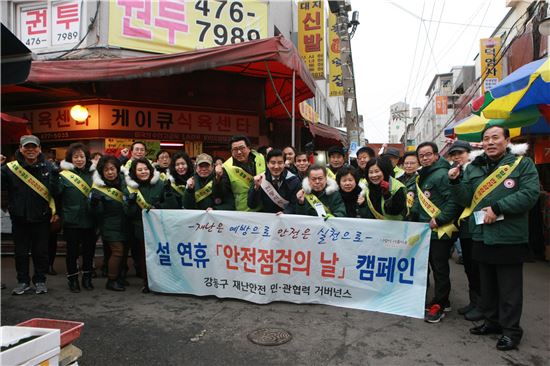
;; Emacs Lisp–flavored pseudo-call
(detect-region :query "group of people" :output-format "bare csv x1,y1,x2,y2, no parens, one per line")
1,125,539,351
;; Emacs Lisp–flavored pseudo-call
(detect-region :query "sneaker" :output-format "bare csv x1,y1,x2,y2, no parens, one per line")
425,304,445,323
425,300,451,312
35,282,48,294
12,282,31,295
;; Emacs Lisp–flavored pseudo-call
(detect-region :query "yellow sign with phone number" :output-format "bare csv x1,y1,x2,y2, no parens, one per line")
109,0,268,54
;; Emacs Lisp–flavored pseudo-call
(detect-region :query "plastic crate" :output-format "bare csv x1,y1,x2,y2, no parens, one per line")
1,326,60,366
16,318,84,347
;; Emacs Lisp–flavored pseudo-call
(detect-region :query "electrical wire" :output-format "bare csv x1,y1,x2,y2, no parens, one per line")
409,2,485,105
408,1,436,105
55,0,100,59
430,1,544,142
422,0,445,74
404,1,426,103
407,2,486,105
461,1,491,67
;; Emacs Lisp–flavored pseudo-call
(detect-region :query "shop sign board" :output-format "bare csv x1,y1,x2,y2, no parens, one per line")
299,99,319,123
18,0,82,50
11,105,100,135
298,0,325,80
435,96,448,115
480,37,502,94
10,104,259,141
108,0,268,54
100,105,259,136
534,139,550,164
328,12,343,96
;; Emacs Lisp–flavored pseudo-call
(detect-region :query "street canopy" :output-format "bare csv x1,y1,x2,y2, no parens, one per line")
23,36,316,120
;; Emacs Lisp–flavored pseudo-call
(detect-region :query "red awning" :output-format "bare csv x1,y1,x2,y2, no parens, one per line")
1,112,30,144
306,122,347,143
306,122,347,146
25,36,315,119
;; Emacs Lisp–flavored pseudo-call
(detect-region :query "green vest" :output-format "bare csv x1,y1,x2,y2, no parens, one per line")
223,151,266,211
365,176,406,220
394,166,405,179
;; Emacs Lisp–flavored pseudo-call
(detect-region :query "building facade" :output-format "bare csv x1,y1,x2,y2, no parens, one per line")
1,0,349,157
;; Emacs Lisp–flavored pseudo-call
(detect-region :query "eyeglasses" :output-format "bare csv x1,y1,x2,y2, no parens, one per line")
403,162,418,166
231,146,248,153
418,152,434,159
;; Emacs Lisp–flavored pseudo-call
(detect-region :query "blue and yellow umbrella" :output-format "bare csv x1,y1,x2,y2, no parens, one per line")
445,105,549,142
471,57,549,118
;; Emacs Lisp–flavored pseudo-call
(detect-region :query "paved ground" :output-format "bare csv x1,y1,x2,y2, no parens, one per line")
1,256,549,366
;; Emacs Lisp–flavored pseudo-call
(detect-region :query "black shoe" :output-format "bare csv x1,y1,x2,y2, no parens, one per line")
141,286,150,294
119,278,130,286
458,303,475,315
496,335,518,351
106,279,125,292
68,275,81,293
464,307,484,321
47,266,57,275
470,323,501,335
82,273,94,290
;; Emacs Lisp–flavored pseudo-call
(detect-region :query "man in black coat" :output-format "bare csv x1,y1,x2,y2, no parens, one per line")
1,135,59,295
248,149,301,214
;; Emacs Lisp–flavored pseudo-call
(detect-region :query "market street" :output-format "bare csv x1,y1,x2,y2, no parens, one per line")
1,256,548,366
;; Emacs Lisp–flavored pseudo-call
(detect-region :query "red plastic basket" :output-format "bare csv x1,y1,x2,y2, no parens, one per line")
16,318,84,347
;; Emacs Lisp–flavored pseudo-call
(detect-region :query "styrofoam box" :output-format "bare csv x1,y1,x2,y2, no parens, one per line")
25,347,60,366
1,326,60,366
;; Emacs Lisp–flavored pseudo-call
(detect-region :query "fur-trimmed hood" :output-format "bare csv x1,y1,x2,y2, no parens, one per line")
470,142,529,167
60,159,96,172
358,181,367,198
124,168,160,189
120,164,130,176
164,170,175,184
92,170,107,187
302,176,339,195
508,142,529,156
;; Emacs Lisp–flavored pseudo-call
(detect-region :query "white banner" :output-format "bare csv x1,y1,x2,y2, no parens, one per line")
143,210,431,319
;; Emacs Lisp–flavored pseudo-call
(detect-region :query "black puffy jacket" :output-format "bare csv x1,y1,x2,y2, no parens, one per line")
1,151,59,222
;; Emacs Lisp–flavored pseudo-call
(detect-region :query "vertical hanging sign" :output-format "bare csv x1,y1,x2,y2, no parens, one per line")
480,37,502,94
298,0,325,80
328,12,343,96
435,96,448,115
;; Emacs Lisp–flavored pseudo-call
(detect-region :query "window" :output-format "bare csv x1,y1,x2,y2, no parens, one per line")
16,0,83,51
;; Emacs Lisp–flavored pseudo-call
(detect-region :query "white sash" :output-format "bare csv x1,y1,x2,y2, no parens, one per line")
260,174,289,209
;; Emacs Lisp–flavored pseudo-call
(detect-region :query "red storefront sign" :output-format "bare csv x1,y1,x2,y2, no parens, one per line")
534,139,550,164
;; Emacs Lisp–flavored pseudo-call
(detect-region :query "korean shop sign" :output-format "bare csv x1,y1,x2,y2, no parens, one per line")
18,0,82,50
108,0,268,54
328,11,343,96
298,0,325,80
480,37,502,94
101,105,259,136
11,104,259,137
435,96,448,115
